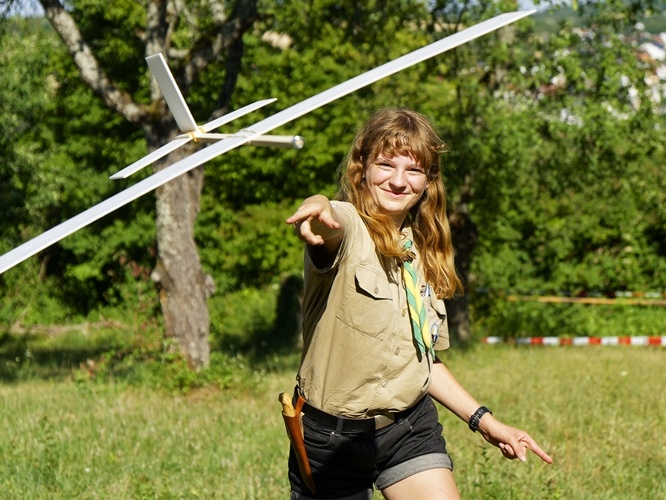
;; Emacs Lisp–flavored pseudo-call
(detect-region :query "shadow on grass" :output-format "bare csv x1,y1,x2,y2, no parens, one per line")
0,320,302,386
0,331,123,382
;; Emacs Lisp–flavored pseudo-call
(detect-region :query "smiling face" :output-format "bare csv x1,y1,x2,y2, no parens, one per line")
339,109,445,232
364,153,428,227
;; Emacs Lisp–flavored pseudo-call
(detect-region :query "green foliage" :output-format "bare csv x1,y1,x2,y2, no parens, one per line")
0,260,79,327
0,14,155,315
473,296,666,339
209,286,278,348
3,0,666,344
197,200,305,293
0,18,59,249
78,341,257,394
429,3,666,328
72,0,146,91
207,274,305,355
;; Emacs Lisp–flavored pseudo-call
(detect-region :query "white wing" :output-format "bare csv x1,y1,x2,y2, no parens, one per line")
0,10,535,275
109,136,193,180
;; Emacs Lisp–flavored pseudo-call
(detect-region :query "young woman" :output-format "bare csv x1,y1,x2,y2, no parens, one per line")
285,108,552,499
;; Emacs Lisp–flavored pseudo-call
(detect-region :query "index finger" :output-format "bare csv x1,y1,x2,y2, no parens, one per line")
521,436,553,464
285,206,312,225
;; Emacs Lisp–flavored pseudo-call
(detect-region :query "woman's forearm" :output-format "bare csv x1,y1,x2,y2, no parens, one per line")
428,360,485,426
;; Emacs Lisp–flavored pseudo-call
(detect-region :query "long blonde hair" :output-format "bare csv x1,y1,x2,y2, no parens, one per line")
338,108,463,299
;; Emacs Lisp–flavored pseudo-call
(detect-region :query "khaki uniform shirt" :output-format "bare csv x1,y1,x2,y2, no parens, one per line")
297,201,450,418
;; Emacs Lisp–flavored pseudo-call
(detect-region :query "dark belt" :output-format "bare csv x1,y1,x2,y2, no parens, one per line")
301,399,421,432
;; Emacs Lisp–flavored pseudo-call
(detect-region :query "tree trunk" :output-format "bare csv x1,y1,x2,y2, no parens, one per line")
150,144,213,369
446,182,478,345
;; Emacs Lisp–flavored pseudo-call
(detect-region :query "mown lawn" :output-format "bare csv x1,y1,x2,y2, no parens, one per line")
0,346,663,499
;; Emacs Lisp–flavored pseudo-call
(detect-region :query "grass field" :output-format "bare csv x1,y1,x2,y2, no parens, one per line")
0,346,663,499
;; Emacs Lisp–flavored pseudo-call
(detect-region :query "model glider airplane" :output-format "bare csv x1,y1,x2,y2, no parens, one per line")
0,10,535,275
110,53,305,180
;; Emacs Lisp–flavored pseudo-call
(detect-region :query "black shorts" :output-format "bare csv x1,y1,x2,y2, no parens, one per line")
288,395,453,499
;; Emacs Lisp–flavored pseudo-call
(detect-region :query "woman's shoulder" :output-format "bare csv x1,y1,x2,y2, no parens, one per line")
330,200,359,218
329,201,377,263
330,201,364,233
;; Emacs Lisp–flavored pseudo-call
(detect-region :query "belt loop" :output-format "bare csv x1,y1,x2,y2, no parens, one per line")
335,416,344,434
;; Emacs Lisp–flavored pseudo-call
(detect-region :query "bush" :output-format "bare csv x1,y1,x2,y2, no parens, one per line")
472,294,666,339
77,342,259,394
209,274,304,354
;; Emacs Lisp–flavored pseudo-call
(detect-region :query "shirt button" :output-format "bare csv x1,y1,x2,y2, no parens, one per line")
394,348,400,355
374,287,379,294
381,380,388,388
401,309,407,317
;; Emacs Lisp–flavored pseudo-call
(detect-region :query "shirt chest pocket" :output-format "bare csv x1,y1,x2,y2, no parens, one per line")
337,265,395,338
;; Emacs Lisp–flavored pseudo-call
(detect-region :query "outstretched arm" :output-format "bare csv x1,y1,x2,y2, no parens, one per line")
286,195,345,260
428,360,553,464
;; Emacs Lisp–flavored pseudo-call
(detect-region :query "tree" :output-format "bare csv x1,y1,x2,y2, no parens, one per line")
431,1,666,340
2,0,261,368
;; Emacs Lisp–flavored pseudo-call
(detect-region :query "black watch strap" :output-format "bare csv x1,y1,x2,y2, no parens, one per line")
468,406,492,432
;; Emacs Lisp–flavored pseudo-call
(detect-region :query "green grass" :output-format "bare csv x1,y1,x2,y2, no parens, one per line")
442,346,665,499
0,346,663,498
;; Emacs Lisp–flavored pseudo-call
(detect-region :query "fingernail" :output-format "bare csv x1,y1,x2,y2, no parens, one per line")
519,455,526,462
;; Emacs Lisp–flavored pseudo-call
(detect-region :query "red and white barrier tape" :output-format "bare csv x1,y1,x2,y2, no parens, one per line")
474,289,666,299
483,336,666,346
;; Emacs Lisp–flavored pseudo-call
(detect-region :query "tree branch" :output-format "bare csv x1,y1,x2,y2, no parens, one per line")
38,0,147,124
186,0,258,94
209,34,243,120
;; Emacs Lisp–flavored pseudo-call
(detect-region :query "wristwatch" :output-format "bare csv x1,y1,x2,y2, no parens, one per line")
468,406,492,432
